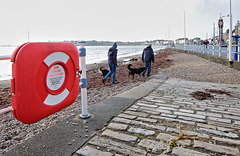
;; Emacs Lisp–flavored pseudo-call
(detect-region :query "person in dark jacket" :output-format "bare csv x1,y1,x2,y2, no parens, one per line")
142,44,154,77
102,42,118,84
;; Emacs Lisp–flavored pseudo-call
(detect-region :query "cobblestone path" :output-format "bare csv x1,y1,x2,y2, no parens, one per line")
74,78,240,156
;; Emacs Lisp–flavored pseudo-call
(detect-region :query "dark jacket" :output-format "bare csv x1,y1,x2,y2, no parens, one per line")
108,47,118,65
142,46,154,63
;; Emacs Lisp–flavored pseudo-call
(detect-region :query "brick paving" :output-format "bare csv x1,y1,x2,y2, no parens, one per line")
73,78,240,155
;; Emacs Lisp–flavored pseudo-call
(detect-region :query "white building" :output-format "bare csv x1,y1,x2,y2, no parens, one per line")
175,38,189,45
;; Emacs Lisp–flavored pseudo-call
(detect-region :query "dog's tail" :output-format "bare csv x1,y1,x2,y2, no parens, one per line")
98,67,103,74
127,64,132,70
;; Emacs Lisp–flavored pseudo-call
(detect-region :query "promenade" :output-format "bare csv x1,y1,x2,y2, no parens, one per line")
73,77,240,156
4,50,240,156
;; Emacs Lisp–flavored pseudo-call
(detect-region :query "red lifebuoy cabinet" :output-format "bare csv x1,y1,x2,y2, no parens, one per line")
11,42,79,124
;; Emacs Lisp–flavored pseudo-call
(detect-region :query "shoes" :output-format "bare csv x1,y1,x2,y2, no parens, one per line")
102,79,106,84
112,82,119,84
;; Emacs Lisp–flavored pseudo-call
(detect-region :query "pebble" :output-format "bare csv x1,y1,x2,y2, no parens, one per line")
0,77,145,155
1,50,240,155
72,122,77,125
158,52,240,84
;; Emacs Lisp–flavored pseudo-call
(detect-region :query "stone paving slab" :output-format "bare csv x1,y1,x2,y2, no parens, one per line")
74,78,240,155
193,140,240,155
76,146,113,156
88,136,146,156
172,147,210,156
156,133,191,146
101,129,138,142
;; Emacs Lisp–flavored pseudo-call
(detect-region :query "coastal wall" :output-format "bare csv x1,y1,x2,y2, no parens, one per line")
172,48,240,71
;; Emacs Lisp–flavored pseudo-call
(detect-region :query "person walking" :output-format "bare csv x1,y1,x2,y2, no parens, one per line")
142,44,154,77
102,42,118,84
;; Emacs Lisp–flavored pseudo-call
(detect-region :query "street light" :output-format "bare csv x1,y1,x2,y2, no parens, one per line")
184,10,186,51
229,0,233,62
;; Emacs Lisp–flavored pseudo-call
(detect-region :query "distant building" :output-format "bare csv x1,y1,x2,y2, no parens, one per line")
222,21,240,45
223,29,229,42
234,21,240,36
162,40,174,45
175,38,189,45
192,37,201,44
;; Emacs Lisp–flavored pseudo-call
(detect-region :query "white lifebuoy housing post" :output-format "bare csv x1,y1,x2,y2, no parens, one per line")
78,41,91,119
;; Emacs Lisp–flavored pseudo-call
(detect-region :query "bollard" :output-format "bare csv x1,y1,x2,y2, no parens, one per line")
235,39,238,61
238,45,240,62
78,41,91,119
232,35,240,61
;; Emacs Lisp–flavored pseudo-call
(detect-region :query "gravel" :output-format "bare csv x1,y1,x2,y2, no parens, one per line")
0,81,144,154
0,49,172,154
1,49,240,155
158,50,240,84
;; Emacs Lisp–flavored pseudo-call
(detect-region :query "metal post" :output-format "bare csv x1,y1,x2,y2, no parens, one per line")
213,23,215,56
184,10,186,51
206,45,210,55
238,44,240,62
0,56,12,114
229,0,233,61
235,38,238,61
78,41,91,119
212,45,214,56
219,46,221,57
0,106,12,114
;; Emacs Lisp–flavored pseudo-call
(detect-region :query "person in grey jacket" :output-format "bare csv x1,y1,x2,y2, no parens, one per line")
142,44,154,77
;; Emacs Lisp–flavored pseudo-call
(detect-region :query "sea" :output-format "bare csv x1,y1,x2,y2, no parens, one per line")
0,45,165,80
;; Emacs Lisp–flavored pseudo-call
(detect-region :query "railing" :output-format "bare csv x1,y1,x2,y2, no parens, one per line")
0,56,12,114
171,44,240,62
0,55,11,60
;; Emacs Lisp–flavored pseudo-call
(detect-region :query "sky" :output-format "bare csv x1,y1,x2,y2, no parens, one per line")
0,0,240,45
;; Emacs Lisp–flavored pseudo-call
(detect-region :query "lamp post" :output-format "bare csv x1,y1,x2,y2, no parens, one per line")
184,10,186,51
229,0,233,62
78,41,91,119
213,23,215,55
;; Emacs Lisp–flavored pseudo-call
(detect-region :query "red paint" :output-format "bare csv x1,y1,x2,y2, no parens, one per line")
11,42,79,124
